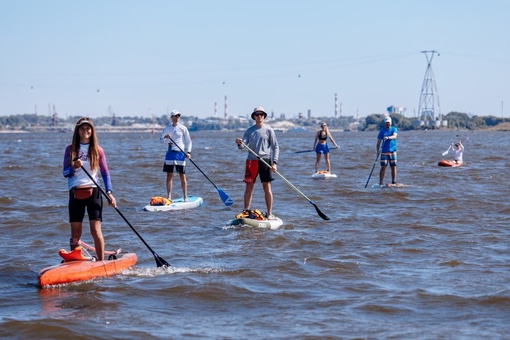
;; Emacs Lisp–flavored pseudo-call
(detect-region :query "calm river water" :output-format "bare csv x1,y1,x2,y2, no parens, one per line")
0,128,509,339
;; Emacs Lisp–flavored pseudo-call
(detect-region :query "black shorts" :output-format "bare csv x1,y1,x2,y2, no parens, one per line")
243,158,274,183
68,187,103,222
163,164,186,174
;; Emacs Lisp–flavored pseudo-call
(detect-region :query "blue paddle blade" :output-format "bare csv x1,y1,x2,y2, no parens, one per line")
217,188,234,206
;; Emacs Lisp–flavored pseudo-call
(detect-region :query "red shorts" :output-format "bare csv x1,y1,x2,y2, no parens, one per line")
243,159,274,183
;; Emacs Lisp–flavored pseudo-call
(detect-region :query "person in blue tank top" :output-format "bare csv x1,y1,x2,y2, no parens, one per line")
376,116,398,186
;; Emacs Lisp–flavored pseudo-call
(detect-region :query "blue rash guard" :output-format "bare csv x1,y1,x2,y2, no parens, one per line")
377,126,398,153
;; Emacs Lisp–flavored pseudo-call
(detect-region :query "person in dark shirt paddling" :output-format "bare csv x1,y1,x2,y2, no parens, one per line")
236,107,279,220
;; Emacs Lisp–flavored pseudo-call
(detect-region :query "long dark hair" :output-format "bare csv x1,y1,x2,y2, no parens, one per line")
70,117,100,171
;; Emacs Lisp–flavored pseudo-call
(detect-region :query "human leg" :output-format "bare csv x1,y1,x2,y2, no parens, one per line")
244,182,254,210
379,166,387,186
70,222,83,250
315,153,321,172
179,173,188,201
391,166,397,184
86,190,104,260
166,172,174,200
163,163,176,200
89,220,104,261
243,160,258,210
258,159,275,217
262,181,273,217
324,153,331,172
379,154,389,185
69,192,86,250
389,153,397,184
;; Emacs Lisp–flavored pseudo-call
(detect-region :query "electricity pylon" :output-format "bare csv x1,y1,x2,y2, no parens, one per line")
417,50,441,123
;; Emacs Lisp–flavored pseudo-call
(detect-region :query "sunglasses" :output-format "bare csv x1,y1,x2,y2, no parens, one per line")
172,114,181,118
253,113,265,117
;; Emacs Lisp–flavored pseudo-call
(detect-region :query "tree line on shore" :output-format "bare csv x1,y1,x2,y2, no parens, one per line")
1,111,509,132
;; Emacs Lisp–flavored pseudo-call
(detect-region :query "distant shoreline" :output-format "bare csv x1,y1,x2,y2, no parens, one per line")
2,122,510,134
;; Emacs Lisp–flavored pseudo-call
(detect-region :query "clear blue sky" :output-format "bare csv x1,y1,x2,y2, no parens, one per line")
1,0,508,119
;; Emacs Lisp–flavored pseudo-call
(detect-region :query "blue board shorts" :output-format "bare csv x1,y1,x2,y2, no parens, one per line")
163,150,186,174
380,152,397,166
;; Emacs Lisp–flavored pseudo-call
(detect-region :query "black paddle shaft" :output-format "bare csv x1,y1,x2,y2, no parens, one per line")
365,142,384,188
239,142,330,221
75,159,170,267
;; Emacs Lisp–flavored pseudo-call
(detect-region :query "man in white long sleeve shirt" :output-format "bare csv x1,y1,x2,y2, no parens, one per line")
452,141,464,165
160,110,192,201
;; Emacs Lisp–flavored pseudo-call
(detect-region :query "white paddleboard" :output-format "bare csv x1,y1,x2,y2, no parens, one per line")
143,196,203,211
372,183,407,188
226,216,283,230
312,172,337,179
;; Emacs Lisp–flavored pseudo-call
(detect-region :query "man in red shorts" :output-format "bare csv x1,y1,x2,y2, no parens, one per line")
235,107,279,219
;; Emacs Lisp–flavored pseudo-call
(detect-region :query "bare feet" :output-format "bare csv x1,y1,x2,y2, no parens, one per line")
266,213,277,220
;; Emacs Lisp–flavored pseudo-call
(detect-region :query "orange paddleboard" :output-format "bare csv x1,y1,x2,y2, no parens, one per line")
39,252,137,287
438,159,461,167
